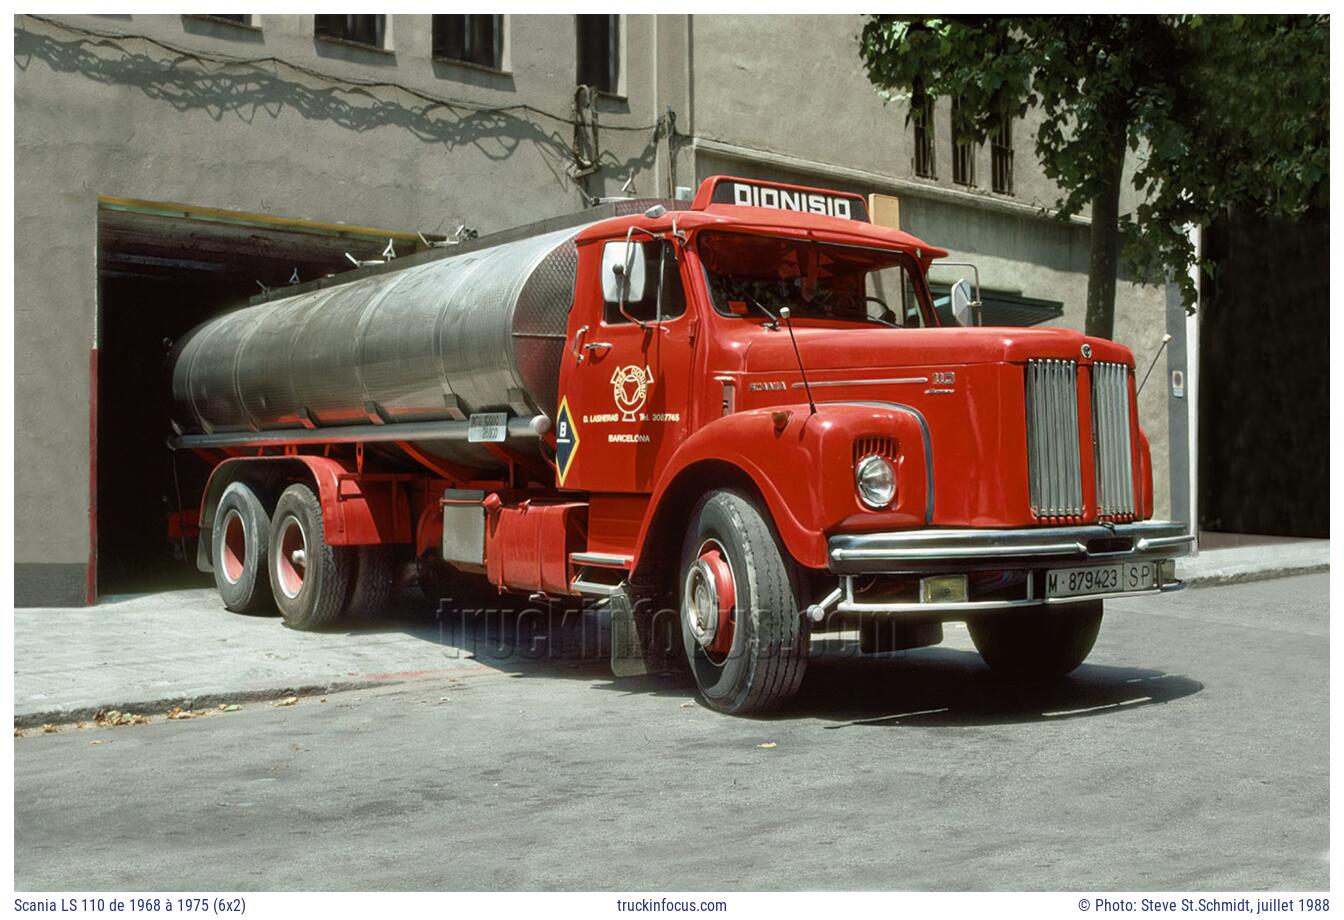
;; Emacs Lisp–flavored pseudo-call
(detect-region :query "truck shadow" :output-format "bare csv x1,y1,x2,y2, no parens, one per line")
793,650,1203,727
367,596,1203,727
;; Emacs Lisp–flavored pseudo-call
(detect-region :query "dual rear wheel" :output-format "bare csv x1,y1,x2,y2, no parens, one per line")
209,481,399,629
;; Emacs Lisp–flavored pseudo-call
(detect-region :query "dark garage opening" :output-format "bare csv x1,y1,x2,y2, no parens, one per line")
1198,205,1329,539
95,200,425,597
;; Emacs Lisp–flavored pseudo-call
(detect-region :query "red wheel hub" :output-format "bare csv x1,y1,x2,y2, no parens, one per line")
685,543,736,656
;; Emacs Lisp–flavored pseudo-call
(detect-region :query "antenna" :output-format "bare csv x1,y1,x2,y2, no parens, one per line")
1138,333,1174,396
778,307,817,416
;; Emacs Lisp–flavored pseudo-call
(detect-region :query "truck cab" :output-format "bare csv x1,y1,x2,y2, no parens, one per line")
555,176,1190,712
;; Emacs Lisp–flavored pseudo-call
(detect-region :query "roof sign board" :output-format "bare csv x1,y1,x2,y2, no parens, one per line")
693,176,870,223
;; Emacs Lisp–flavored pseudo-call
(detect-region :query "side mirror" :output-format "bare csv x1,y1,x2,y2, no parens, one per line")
602,240,647,305
951,278,980,327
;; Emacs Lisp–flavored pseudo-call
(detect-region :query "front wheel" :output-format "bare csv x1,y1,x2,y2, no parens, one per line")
967,601,1103,678
679,490,808,715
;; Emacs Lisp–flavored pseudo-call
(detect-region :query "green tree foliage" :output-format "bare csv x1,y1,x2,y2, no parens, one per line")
860,15,1328,339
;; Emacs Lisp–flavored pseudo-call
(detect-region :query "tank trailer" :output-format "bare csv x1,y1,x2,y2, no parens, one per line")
169,175,1192,714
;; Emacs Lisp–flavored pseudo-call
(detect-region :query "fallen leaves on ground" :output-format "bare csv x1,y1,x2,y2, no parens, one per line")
13,728,24,738
217,704,241,713
93,709,147,727
40,724,58,734
165,706,199,721
756,742,777,749
88,739,108,746
274,696,299,707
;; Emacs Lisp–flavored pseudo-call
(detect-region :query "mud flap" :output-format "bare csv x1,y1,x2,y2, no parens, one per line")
609,587,683,678
609,588,648,678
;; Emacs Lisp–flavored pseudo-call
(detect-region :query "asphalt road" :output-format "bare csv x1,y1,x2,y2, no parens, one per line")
14,574,1328,891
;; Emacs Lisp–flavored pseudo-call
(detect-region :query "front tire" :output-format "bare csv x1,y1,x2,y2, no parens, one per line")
267,483,355,630
967,601,1103,678
679,490,808,715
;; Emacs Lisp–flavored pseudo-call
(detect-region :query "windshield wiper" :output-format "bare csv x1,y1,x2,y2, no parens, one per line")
740,292,781,329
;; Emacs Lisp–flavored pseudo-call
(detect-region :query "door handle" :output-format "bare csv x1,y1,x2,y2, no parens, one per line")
572,325,589,363
584,341,613,353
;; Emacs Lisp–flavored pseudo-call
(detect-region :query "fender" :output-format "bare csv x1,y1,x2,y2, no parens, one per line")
634,403,932,572
1136,428,1155,520
195,455,411,572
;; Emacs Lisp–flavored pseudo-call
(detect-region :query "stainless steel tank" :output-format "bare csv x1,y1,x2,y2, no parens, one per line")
170,224,589,466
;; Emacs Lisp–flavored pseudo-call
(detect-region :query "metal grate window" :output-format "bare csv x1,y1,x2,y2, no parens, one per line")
913,94,937,179
1092,362,1137,518
314,14,385,49
951,99,975,187
577,14,619,93
991,119,1014,195
433,15,502,69
1025,360,1083,518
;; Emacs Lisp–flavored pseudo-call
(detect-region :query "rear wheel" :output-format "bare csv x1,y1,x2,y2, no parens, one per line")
211,481,274,614
267,483,355,630
967,601,1103,678
679,490,808,715
347,545,401,621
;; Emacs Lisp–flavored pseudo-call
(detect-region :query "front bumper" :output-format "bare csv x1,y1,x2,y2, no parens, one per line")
827,520,1193,574
813,521,1193,617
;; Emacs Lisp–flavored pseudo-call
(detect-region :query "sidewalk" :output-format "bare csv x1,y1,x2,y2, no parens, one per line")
13,588,486,726
1178,538,1329,586
13,540,1328,725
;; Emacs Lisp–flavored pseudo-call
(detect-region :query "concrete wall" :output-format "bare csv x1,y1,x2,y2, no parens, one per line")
14,13,1176,605
14,13,669,603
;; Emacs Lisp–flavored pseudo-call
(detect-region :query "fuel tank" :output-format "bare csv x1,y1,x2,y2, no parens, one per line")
169,224,590,465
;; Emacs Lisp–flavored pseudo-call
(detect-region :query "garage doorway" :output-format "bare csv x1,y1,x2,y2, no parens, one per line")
1197,205,1329,539
95,198,428,596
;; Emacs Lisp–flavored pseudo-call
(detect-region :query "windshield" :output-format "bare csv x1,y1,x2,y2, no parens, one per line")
697,231,934,328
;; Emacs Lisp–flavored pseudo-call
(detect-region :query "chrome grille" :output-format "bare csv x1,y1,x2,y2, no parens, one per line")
1092,361,1136,518
1025,359,1083,518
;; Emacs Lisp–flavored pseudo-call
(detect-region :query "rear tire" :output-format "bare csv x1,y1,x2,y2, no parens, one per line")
679,490,808,715
267,483,355,630
967,601,1103,678
211,481,274,614
347,546,401,621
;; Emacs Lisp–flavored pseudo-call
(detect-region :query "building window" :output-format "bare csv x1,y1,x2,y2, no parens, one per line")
202,15,251,25
432,15,502,69
950,98,975,187
912,93,936,179
314,14,386,49
992,118,1014,195
576,14,619,93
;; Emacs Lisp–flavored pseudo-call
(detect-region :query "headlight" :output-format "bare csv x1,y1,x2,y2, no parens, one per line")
855,454,896,509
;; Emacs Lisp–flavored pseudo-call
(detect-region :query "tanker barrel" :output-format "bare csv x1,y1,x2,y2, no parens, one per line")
168,221,588,470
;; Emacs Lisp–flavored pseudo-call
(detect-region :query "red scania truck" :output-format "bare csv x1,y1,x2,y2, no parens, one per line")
168,175,1193,714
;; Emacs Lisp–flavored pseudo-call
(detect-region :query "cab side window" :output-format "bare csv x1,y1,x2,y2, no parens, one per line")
602,240,686,324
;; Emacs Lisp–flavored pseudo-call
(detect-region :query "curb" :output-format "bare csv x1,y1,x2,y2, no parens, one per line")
1180,561,1329,589
13,679,389,729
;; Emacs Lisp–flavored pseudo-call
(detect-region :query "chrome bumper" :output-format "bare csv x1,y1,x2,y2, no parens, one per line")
827,520,1193,575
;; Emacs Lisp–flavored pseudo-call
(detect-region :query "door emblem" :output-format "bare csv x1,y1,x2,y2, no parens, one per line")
554,397,580,486
611,365,654,421
1081,343,1093,359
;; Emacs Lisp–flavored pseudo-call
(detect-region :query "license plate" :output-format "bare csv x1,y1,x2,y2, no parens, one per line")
1045,561,1159,599
467,412,508,443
